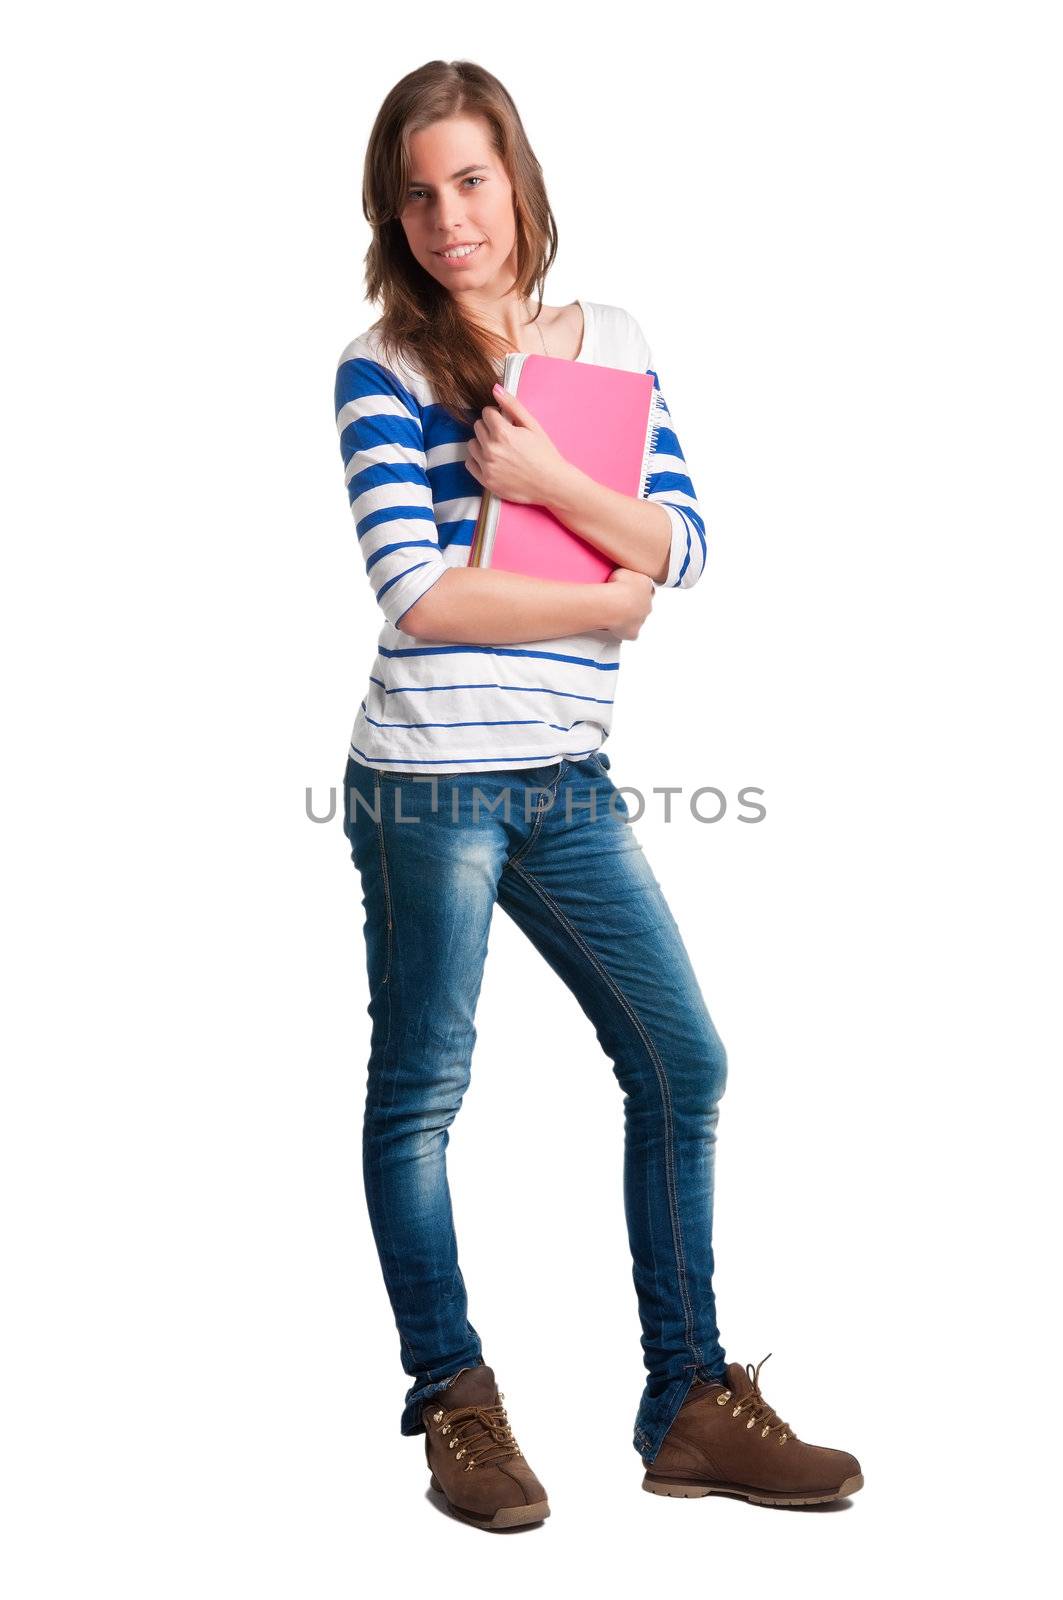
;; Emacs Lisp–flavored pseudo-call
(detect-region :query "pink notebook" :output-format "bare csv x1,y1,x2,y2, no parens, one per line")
469,351,662,583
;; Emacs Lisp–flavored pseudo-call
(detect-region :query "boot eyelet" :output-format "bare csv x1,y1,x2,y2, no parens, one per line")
432,1410,444,1422
716,1392,730,1406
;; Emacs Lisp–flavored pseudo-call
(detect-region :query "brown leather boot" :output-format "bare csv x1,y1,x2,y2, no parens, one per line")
422,1364,550,1530
642,1353,864,1507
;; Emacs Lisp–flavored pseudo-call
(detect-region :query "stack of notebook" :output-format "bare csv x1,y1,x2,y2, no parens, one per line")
469,351,663,582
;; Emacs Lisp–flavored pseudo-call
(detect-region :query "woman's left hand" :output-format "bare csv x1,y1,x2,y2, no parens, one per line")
465,384,573,506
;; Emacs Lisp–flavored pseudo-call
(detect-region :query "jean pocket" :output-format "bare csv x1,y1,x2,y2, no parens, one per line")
592,750,612,775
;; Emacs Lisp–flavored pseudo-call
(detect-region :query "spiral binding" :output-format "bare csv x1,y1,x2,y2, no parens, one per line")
639,386,664,500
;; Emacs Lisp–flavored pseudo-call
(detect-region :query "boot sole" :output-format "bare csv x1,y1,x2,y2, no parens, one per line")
429,1472,550,1530
642,1470,864,1506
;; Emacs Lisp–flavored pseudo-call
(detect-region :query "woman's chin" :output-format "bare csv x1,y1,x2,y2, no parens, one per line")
420,248,517,300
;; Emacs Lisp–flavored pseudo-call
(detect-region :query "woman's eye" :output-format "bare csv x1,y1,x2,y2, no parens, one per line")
408,177,484,200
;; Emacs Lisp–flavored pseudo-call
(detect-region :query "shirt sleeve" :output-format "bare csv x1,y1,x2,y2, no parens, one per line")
627,316,707,589
334,348,449,631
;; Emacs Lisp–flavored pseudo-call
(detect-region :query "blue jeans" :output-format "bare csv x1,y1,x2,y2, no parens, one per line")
341,750,729,1465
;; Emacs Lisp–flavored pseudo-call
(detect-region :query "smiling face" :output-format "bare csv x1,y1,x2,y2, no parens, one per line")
399,114,518,299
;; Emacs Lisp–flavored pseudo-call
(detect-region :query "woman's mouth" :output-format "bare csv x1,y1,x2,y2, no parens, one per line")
434,241,484,264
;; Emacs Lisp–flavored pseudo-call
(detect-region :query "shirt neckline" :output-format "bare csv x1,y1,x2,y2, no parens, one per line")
573,297,591,363
525,298,590,362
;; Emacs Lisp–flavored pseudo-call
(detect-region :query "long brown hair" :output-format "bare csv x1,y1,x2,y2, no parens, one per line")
361,60,559,426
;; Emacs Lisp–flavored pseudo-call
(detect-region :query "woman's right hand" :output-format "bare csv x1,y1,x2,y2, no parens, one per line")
604,566,655,640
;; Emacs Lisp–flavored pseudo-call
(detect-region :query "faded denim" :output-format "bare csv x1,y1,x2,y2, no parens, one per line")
341,750,729,1465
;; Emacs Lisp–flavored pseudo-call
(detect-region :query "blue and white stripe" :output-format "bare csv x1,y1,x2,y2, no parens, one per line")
645,370,708,589
334,302,706,772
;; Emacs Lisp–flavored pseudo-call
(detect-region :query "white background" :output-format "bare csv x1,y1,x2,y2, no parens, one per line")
3,2,1059,1594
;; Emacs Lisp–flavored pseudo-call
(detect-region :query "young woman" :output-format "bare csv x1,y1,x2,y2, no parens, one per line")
335,59,862,1531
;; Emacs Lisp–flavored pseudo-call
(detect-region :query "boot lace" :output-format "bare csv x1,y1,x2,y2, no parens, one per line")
429,1390,524,1473
716,1352,794,1444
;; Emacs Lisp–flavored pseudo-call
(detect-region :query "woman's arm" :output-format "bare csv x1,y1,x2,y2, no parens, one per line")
542,476,673,583
335,345,452,630
402,564,651,644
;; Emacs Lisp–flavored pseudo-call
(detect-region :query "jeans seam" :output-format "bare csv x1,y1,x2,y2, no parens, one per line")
363,776,397,1320
374,773,394,993
506,858,703,1374
502,762,565,872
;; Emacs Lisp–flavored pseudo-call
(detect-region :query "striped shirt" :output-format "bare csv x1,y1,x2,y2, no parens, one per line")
334,299,706,772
